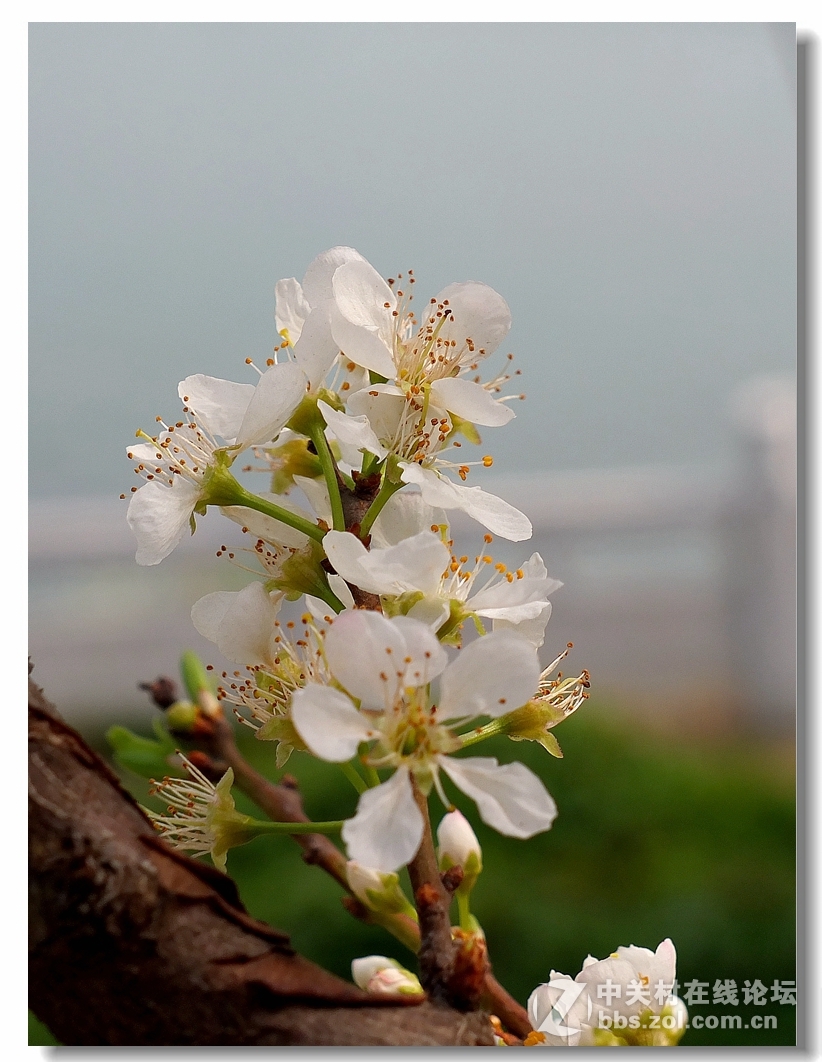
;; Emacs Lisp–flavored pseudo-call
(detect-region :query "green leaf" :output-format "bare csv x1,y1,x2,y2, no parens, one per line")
106,722,177,780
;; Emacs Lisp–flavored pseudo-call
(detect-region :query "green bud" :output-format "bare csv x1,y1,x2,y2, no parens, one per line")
165,700,200,733
180,650,220,716
347,861,417,918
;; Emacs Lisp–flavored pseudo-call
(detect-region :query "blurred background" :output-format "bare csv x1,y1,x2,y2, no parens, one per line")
29,23,796,1046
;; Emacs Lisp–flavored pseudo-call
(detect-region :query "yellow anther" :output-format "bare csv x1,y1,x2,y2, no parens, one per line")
482,455,494,467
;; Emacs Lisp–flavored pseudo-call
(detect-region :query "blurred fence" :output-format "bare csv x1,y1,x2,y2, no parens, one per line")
29,377,795,731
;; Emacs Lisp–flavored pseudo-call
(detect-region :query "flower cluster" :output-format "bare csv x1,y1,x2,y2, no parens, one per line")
526,940,688,1047
126,247,681,1045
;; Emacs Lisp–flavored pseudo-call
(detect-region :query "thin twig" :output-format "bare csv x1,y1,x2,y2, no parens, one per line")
406,778,458,1003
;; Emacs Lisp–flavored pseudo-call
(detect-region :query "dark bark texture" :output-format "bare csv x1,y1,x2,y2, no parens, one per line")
28,675,494,1046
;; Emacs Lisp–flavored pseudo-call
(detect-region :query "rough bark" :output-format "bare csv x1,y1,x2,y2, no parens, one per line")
28,676,494,1046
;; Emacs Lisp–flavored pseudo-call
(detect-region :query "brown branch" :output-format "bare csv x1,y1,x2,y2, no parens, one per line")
407,778,458,1002
28,675,494,1046
185,703,533,1036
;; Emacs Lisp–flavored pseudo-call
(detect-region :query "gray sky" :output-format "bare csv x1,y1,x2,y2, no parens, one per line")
29,22,795,499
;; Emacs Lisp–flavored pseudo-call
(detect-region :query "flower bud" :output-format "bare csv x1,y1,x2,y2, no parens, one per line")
436,810,482,894
346,861,416,917
351,956,424,997
164,700,200,733
180,650,220,717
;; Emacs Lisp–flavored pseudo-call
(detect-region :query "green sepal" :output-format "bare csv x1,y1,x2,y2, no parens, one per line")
198,450,246,507
106,718,177,780
265,437,323,493
435,600,470,645
270,541,337,603
449,413,482,446
510,729,564,758
285,388,343,438
381,590,425,618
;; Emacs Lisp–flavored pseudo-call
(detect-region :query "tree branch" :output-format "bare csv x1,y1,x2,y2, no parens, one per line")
28,675,494,1046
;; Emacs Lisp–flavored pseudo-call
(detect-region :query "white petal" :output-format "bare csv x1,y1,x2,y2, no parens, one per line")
438,630,540,719
317,400,387,459
127,478,201,566
330,305,397,378
325,610,407,710
333,259,396,331
361,532,450,596
370,490,445,548
407,596,451,631
177,374,256,444
327,573,356,610
291,684,373,762
294,474,333,526
293,302,341,391
468,570,558,615
430,377,515,427
399,463,532,542
322,530,378,592
274,277,311,344
346,387,405,447
493,602,553,648
527,979,587,1046
235,362,308,449
390,615,449,686
190,591,234,644
439,756,557,838
221,493,312,548
427,281,511,359
127,441,164,463
301,246,366,306
206,581,282,665
341,766,424,871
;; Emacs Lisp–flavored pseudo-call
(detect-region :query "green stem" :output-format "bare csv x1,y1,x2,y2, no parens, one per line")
457,890,473,932
310,579,347,615
309,424,346,532
250,817,345,834
359,474,403,538
361,451,381,478
340,761,368,794
230,483,325,542
363,765,382,788
459,717,507,749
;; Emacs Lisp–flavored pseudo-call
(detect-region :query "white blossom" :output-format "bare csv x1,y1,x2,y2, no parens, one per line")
147,758,256,872
290,611,556,871
322,528,560,645
125,364,308,565
527,939,687,1047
